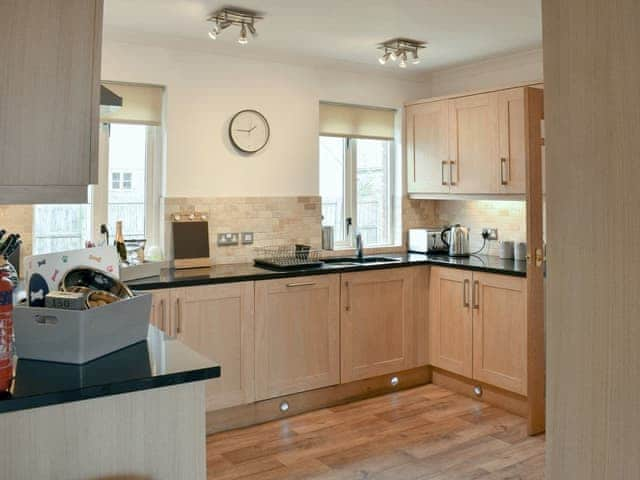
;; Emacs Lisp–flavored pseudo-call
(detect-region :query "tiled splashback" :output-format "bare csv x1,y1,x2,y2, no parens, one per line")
433,200,527,256
164,196,323,265
0,205,33,272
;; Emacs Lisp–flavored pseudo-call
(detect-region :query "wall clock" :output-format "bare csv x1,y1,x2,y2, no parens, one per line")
228,109,270,153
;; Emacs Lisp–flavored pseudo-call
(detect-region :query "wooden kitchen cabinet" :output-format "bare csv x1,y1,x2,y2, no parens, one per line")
406,100,450,193
174,283,255,411
254,275,340,400
472,272,527,395
148,290,172,334
0,0,103,202
448,93,499,194
340,267,417,383
405,85,542,197
497,88,526,194
429,267,473,377
429,267,527,395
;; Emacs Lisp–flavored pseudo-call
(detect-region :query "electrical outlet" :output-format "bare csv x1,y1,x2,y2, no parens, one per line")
482,228,498,240
241,232,254,245
217,232,239,246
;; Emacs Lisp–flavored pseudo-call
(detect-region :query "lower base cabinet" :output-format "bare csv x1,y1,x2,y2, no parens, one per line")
147,283,255,411
340,267,425,383
429,267,527,395
254,275,340,400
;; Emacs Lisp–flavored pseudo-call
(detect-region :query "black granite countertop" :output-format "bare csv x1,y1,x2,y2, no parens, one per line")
0,325,220,414
128,253,526,291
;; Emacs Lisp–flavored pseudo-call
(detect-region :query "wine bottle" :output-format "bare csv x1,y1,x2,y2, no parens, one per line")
114,221,127,262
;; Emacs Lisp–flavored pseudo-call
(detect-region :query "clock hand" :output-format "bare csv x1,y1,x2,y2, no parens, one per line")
248,125,257,133
234,129,251,133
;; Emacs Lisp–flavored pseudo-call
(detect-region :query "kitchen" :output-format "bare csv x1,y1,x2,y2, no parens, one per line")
0,1,635,479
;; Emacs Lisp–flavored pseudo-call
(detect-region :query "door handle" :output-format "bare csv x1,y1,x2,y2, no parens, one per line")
159,298,166,332
441,161,448,185
175,298,183,335
345,281,351,311
286,282,316,288
449,161,457,185
500,157,509,185
472,280,480,309
463,279,470,307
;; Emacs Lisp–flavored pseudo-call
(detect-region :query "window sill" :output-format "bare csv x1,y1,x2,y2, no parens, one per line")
321,244,405,257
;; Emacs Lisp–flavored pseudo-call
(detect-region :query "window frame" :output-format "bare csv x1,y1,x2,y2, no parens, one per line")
320,135,396,249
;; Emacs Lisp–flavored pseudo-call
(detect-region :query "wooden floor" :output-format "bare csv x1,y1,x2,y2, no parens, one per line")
206,384,545,479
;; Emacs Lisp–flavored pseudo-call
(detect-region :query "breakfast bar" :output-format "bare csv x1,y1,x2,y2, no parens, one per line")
0,325,220,479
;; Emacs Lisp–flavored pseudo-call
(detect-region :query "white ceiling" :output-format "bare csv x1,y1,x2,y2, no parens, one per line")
103,0,542,80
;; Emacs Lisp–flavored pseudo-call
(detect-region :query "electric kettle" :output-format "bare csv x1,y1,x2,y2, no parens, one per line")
441,224,470,257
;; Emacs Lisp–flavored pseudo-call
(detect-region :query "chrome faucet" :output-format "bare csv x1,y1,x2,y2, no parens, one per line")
355,232,364,259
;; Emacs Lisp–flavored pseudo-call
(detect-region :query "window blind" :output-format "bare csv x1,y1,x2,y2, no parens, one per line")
100,82,164,126
319,102,395,140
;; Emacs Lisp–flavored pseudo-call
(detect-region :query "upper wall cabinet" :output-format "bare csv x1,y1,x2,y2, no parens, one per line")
0,0,103,203
406,86,543,197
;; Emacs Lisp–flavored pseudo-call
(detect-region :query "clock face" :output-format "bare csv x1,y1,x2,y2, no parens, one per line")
229,110,270,153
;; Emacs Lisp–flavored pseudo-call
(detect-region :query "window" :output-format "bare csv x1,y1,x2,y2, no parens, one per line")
34,124,160,254
319,136,394,247
33,205,91,254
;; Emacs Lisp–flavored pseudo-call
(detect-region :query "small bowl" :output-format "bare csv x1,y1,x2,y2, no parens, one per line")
60,267,133,299
86,290,121,309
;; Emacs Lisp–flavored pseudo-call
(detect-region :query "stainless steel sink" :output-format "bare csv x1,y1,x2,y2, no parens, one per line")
323,256,400,266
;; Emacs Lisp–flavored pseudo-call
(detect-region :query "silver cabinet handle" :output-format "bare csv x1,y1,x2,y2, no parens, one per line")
286,282,316,288
441,161,448,185
159,298,166,332
472,280,480,309
449,161,457,185
500,157,509,185
345,281,351,311
176,298,183,335
463,279,470,307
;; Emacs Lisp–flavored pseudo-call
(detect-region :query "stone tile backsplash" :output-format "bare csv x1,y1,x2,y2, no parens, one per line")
434,200,527,256
164,196,323,265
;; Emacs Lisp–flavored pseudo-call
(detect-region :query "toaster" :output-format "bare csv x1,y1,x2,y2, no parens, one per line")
408,228,448,254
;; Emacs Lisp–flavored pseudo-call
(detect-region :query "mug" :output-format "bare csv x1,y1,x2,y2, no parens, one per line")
499,240,515,259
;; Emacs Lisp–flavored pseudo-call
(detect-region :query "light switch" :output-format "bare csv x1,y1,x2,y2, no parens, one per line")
241,232,254,245
217,233,239,246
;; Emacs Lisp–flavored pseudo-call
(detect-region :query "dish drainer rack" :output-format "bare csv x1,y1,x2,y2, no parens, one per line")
254,245,323,270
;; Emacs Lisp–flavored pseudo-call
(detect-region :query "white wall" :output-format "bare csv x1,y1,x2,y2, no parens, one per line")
428,48,543,97
101,40,429,198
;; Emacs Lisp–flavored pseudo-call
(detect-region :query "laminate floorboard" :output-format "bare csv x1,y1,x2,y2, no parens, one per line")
207,384,545,479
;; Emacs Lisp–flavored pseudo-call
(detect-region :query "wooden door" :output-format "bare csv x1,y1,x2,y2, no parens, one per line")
472,272,527,395
254,275,340,400
174,283,254,411
406,101,450,193
429,267,473,377
341,268,415,383
0,0,102,186
448,93,499,194
497,88,526,193
524,86,545,433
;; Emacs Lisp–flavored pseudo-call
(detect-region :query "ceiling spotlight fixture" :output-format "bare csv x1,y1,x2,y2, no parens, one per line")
378,50,391,65
376,38,427,68
206,7,263,45
238,23,248,44
399,51,407,68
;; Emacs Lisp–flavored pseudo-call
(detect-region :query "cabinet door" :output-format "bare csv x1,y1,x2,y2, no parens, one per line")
429,267,473,377
148,290,172,335
255,275,340,400
472,273,527,395
341,268,415,383
0,0,102,186
174,283,254,410
406,101,450,193
448,94,499,194
497,88,526,194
